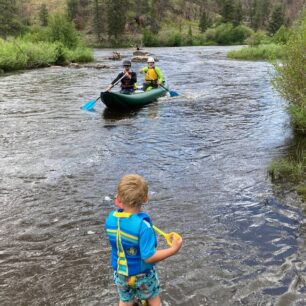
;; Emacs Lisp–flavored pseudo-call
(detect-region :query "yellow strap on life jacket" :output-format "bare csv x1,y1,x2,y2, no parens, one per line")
115,211,133,276
145,67,158,81
113,211,132,218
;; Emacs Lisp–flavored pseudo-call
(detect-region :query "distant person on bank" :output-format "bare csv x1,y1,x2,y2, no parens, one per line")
106,60,137,94
139,57,165,91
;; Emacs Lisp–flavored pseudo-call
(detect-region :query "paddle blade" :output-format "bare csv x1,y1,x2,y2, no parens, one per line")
169,90,179,97
81,99,96,111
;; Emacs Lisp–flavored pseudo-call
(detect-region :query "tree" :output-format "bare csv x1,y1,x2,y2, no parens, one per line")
148,1,160,34
272,15,306,133
47,13,79,48
199,10,211,32
269,5,285,34
221,0,235,23
233,0,243,26
39,4,49,27
250,0,270,30
106,0,126,39
93,0,105,42
0,0,22,38
67,0,79,21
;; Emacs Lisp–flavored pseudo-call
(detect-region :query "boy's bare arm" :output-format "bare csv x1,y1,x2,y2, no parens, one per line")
144,236,183,264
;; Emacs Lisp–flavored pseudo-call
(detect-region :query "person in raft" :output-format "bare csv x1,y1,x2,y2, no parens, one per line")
105,174,183,306
106,60,137,94
139,57,165,92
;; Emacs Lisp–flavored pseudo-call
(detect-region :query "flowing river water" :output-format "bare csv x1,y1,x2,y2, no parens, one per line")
0,46,306,306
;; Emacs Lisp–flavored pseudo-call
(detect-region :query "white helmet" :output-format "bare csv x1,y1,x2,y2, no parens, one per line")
147,57,155,63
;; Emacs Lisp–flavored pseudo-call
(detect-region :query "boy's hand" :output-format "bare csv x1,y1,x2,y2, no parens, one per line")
169,233,183,252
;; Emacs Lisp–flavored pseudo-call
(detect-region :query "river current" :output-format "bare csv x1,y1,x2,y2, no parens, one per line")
0,46,305,305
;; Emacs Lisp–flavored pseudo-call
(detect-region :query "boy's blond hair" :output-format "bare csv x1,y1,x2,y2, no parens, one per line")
117,174,148,208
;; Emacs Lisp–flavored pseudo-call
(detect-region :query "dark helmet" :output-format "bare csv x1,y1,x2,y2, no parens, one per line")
123,60,131,66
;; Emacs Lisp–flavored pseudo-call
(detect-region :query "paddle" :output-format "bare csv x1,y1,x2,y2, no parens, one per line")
81,73,126,110
153,225,181,247
144,74,179,97
158,83,180,97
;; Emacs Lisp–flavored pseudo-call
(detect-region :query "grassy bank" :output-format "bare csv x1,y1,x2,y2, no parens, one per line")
227,43,285,60
0,39,93,72
0,14,93,73
268,136,306,202
268,13,306,203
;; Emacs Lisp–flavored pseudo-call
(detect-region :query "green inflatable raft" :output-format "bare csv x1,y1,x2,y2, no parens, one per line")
100,87,167,110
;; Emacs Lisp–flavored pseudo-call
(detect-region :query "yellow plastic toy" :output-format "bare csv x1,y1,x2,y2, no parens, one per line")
153,225,181,247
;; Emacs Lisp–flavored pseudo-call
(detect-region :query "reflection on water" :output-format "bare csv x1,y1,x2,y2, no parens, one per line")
102,108,139,120
0,46,305,306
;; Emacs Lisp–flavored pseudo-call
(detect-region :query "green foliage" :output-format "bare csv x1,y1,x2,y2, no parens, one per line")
39,4,49,27
65,46,94,63
142,29,158,47
106,0,126,39
221,0,235,24
0,37,93,72
67,0,79,21
233,0,243,26
21,26,49,43
272,25,290,44
47,13,80,48
268,157,305,183
0,0,23,38
168,32,182,46
272,14,306,133
245,30,270,46
199,10,212,33
227,44,284,60
268,5,285,34
205,23,253,45
0,38,27,71
250,0,271,30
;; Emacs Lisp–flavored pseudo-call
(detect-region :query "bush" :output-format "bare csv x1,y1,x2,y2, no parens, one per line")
142,29,158,47
231,25,253,44
245,31,271,46
227,44,284,60
272,25,291,44
47,13,80,48
65,46,94,63
204,23,253,45
272,14,306,133
0,39,27,71
167,32,182,46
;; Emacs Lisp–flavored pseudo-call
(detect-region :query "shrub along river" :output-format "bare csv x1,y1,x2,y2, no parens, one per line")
0,46,305,305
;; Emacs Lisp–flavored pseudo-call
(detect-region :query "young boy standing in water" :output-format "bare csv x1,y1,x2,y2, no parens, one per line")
105,174,183,306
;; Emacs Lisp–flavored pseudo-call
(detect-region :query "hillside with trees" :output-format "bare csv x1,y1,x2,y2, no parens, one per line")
0,0,304,46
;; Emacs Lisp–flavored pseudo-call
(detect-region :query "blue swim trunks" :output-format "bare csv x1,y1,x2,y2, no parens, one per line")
113,268,160,302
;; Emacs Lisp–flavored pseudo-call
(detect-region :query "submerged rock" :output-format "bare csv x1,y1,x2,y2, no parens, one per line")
132,50,149,56
108,51,121,60
131,56,149,62
69,63,112,69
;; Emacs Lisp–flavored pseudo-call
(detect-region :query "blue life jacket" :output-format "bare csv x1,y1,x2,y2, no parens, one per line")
105,209,157,276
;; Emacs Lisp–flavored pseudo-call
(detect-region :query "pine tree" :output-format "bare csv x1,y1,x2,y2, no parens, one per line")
199,10,211,32
233,0,243,26
93,0,105,42
67,0,79,21
39,4,49,27
268,5,284,34
0,0,22,38
221,0,235,23
106,0,126,39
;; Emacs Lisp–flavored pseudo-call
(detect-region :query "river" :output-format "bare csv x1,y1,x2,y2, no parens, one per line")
0,46,305,305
